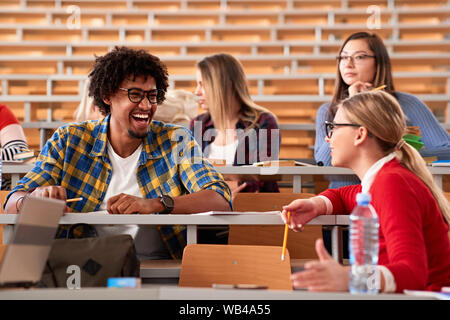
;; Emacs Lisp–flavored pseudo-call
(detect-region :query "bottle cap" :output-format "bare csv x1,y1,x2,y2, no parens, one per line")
356,192,371,205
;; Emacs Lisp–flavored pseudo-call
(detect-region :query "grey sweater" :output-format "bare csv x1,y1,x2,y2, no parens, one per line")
314,91,450,189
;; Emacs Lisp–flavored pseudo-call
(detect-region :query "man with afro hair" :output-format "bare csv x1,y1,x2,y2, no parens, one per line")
5,46,232,260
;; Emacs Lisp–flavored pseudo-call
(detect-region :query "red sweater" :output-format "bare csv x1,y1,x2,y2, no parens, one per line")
321,159,450,293
0,104,20,130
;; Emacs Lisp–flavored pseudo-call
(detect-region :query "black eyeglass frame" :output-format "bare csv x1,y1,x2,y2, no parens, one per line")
325,121,361,139
118,87,159,104
336,53,376,65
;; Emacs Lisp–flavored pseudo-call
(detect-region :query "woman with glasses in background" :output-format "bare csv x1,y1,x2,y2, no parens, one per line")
314,31,450,258
315,31,450,190
283,91,450,293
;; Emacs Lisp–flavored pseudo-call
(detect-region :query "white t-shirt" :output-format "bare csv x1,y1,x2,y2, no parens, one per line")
206,139,238,165
97,142,170,260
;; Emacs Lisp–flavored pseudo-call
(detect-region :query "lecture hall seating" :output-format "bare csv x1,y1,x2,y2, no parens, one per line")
0,0,448,187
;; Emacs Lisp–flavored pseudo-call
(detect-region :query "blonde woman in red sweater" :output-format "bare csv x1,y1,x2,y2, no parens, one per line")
282,90,450,293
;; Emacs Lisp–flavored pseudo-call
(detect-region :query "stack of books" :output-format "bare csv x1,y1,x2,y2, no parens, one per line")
431,160,450,167
13,149,37,163
423,156,438,165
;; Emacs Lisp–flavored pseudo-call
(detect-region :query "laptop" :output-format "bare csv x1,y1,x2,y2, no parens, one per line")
0,196,65,286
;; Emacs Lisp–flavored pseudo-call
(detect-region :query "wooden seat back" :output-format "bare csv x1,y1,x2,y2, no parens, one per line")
178,244,292,290
229,192,322,259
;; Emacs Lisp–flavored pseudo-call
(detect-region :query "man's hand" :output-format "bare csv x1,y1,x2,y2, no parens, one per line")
107,193,162,214
290,239,350,291
30,186,67,200
29,186,70,213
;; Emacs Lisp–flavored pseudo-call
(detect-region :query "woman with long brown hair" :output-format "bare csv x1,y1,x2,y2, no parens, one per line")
284,91,450,293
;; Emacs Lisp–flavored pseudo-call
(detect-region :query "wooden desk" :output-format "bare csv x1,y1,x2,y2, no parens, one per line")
215,165,450,192
0,284,434,300
4,164,448,192
2,163,447,262
0,212,349,262
2,163,34,187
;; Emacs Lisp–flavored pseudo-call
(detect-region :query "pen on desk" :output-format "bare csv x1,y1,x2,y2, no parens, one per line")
281,211,290,261
371,84,386,92
66,197,83,203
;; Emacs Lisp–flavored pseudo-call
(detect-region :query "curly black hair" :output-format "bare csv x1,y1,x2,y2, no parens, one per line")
88,46,169,115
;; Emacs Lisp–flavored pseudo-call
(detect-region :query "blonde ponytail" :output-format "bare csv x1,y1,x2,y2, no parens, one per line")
396,142,450,224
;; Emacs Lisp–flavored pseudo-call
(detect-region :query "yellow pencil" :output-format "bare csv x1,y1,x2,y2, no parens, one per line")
281,211,290,261
66,197,83,203
371,84,386,92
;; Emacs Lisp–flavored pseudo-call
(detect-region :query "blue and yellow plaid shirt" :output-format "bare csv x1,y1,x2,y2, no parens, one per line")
9,115,232,259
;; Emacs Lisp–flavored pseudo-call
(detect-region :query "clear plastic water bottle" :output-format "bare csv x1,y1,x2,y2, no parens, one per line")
349,192,379,294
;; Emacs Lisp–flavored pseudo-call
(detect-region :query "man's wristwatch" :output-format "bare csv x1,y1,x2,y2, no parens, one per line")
158,195,174,214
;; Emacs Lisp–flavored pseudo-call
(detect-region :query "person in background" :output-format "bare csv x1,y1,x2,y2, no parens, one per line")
0,104,29,190
5,46,232,260
152,89,198,128
283,91,450,293
191,53,280,198
74,79,197,129
73,78,104,122
315,31,450,189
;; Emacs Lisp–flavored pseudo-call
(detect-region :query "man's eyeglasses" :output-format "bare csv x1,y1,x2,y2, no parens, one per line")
119,87,159,104
336,53,375,65
325,121,361,139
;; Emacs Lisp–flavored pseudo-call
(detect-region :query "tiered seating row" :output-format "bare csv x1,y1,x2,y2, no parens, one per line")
2,72,448,96
1,23,448,43
1,52,448,75
1,40,449,57
1,0,448,11
0,8,449,27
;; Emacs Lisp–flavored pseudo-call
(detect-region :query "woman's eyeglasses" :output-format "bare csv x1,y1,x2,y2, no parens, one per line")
325,121,361,139
119,87,159,104
336,53,375,65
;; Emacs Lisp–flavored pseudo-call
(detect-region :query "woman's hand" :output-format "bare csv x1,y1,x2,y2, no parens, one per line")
348,81,373,97
291,239,350,291
281,198,319,232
